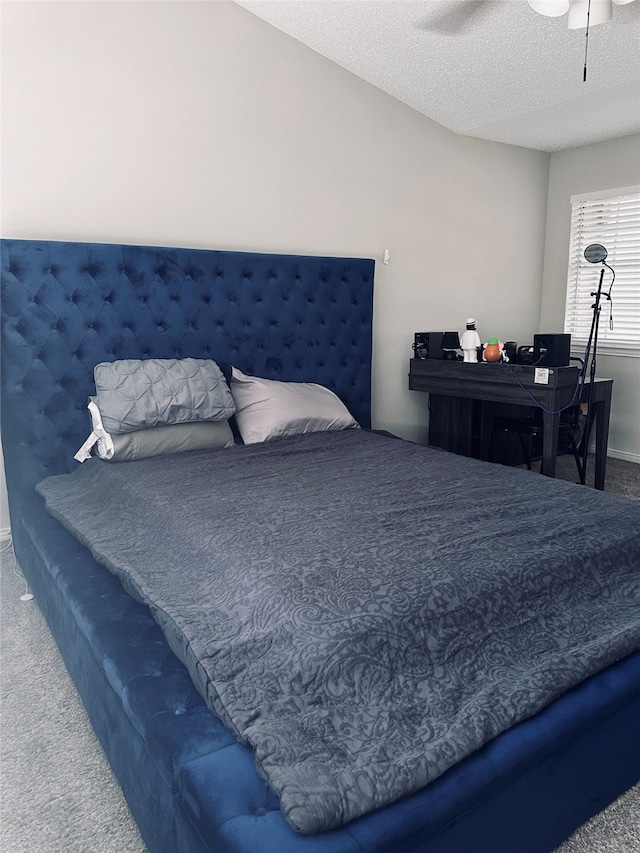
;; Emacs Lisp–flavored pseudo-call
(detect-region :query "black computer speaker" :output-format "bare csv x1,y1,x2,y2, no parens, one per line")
533,333,571,367
413,332,444,360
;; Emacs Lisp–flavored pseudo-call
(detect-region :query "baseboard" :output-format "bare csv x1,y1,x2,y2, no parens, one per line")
584,441,639,465
607,449,640,465
0,527,11,543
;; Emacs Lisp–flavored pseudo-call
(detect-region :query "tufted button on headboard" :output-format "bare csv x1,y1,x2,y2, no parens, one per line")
1,239,374,527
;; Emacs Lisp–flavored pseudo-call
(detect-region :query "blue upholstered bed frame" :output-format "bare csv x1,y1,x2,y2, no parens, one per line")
2,239,639,853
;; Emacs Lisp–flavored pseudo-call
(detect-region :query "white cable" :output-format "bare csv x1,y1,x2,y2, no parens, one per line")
0,536,34,601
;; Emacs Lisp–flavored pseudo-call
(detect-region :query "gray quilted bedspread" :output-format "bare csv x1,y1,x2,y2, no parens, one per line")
36,430,640,834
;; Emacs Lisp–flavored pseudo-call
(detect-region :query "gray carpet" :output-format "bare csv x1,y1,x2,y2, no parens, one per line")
519,452,640,500
0,541,146,853
1,456,639,853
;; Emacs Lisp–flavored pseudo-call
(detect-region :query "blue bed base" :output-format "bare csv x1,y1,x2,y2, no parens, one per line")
2,239,639,853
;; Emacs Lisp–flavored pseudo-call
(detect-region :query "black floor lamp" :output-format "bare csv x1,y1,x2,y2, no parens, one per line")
580,243,615,485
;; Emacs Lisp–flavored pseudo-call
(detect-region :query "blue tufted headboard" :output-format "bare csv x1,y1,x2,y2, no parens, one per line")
1,239,374,532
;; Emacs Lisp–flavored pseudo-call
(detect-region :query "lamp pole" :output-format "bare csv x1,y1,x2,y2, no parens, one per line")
580,244,613,486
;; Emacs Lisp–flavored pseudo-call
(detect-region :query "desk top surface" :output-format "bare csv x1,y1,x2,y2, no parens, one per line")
409,358,580,387
408,359,612,406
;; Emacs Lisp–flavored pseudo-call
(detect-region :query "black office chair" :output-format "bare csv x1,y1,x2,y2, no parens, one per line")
487,404,586,481
488,356,588,481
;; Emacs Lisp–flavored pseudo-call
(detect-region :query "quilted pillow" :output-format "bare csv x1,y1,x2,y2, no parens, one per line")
74,398,234,463
94,358,235,434
230,367,359,445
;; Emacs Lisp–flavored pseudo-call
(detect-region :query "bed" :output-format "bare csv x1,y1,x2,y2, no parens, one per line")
2,238,639,853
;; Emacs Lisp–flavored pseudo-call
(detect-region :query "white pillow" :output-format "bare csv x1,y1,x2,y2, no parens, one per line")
230,368,359,445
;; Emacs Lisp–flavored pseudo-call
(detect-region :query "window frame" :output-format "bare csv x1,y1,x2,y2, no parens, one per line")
564,185,640,359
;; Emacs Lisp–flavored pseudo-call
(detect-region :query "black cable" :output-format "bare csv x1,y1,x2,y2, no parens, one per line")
583,0,592,82
503,361,584,416
603,261,616,329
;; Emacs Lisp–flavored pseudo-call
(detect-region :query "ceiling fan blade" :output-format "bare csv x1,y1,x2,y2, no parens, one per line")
419,0,500,35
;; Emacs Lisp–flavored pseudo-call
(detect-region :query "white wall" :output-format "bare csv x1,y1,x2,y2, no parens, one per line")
1,0,552,530
541,134,640,461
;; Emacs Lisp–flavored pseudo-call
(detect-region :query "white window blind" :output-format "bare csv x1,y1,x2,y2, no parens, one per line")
564,187,640,357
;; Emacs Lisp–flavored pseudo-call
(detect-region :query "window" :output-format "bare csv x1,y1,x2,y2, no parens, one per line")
564,186,640,357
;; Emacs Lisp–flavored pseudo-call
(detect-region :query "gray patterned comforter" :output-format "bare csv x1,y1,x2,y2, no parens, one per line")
36,430,640,834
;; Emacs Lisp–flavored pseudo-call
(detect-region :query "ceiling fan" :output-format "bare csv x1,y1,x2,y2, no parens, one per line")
421,0,637,80
528,0,638,80
527,0,636,28
418,0,500,35
422,0,636,35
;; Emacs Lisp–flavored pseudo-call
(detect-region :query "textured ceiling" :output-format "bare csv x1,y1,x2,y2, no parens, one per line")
234,0,640,152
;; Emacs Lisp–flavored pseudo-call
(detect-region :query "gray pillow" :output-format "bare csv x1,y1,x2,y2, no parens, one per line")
106,421,234,461
74,398,235,462
230,367,359,445
94,358,236,435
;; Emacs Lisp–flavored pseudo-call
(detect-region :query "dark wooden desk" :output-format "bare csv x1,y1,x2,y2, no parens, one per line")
408,359,613,490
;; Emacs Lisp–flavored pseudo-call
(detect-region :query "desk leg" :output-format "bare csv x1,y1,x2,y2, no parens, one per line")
592,390,612,491
541,411,560,478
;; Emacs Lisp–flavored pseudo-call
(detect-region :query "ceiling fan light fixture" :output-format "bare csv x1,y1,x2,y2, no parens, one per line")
527,0,571,16
567,0,613,28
